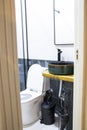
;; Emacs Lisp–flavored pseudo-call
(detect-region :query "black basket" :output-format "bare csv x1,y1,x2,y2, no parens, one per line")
40,102,55,125
40,89,56,125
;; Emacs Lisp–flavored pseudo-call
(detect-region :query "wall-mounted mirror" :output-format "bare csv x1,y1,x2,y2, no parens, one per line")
53,0,74,45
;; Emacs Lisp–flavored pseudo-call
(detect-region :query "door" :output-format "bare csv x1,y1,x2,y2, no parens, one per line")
0,0,22,130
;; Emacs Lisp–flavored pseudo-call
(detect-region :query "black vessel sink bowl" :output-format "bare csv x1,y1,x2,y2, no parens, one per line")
48,61,74,75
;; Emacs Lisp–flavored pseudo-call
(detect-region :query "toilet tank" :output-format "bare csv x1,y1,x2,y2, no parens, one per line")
26,64,46,92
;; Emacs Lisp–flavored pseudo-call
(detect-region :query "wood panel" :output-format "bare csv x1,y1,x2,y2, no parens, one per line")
73,0,84,130
0,0,22,130
82,0,87,129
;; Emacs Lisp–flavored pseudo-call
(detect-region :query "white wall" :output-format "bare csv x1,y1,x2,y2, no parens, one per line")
15,0,23,59
56,45,75,61
15,0,74,61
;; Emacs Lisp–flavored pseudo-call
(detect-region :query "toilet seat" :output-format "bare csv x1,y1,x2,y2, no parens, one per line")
20,89,41,104
21,94,32,101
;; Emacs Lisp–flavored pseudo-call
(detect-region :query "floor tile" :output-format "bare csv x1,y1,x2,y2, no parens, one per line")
23,115,60,130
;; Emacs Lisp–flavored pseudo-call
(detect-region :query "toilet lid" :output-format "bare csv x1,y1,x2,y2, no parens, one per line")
21,94,32,101
26,64,44,92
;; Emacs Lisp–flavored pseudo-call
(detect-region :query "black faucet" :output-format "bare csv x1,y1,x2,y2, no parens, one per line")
57,49,62,61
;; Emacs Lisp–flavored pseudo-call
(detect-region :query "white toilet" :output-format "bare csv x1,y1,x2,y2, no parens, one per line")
20,64,49,127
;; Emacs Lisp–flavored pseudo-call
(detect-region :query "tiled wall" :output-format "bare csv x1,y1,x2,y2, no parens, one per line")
50,79,73,130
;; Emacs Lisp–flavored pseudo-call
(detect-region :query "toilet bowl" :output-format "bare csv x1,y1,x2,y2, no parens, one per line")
20,64,49,126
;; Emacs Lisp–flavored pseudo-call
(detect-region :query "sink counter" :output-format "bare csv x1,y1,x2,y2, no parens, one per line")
42,70,74,82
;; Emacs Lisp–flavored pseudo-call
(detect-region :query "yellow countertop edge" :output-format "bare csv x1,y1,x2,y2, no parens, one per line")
42,70,74,82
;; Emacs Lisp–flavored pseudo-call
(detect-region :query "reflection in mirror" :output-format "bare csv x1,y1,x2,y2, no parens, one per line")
53,0,74,45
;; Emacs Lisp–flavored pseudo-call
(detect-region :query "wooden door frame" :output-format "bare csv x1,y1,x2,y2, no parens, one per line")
81,0,87,129
73,0,87,130
0,0,22,130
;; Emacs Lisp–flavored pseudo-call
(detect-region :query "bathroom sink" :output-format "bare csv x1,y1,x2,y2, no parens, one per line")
48,61,74,75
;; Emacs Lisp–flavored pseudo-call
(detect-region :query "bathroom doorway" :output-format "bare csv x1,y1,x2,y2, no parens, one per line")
14,0,87,130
